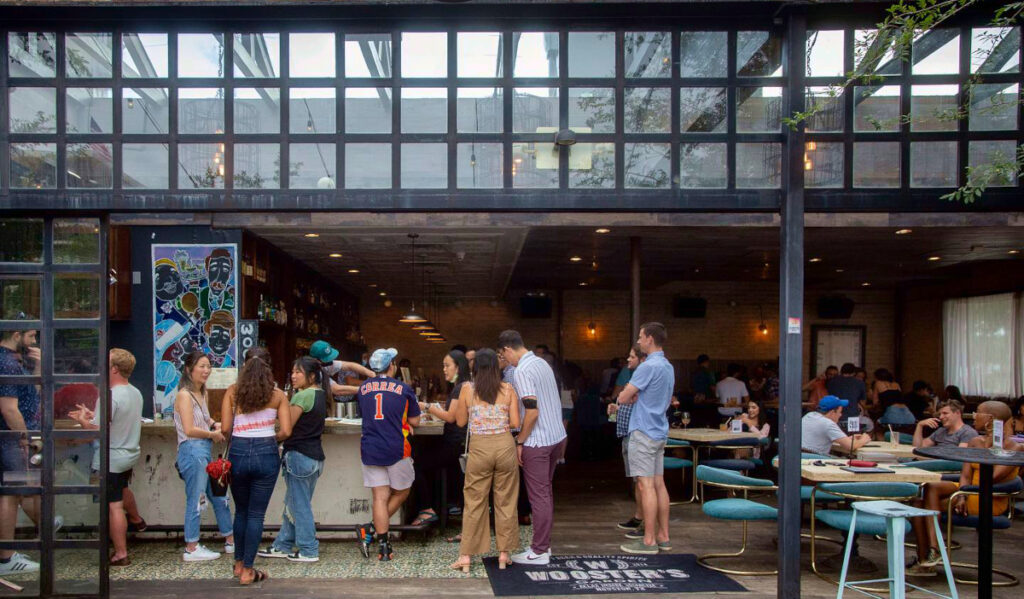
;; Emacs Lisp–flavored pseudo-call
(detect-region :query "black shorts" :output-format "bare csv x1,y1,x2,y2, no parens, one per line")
106,469,133,503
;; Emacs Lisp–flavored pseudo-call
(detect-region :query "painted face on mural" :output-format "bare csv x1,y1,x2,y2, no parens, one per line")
154,263,185,301
207,255,232,292
208,325,233,356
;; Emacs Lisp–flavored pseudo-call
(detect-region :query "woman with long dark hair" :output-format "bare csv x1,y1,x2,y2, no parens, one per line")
221,347,292,585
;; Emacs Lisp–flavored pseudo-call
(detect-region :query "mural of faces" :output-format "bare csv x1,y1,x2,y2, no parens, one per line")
154,263,185,301
206,251,233,292
208,324,233,356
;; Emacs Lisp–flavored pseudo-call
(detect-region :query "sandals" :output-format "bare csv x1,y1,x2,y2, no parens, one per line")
109,556,131,567
445,533,462,543
239,568,268,585
411,509,439,526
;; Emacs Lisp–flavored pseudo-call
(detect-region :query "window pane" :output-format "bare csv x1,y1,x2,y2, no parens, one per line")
458,32,502,78
912,30,959,75
234,33,280,78
54,274,100,319
290,33,335,77
624,142,670,189
8,32,56,77
512,142,558,188
402,33,446,78
513,87,558,133
804,141,842,188
680,142,726,188
66,33,112,78
289,143,336,189
457,88,503,133
806,30,844,77
401,143,447,188
680,87,726,133
66,143,113,188
67,88,113,134
10,143,57,188
10,87,57,133
569,32,614,78
911,85,958,132
853,142,900,188
345,87,392,133
0,220,43,264
625,32,670,78
854,85,900,132
234,88,280,134
234,143,279,189
178,88,225,134
513,32,558,78
854,29,898,74
910,141,957,187
736,142,781,188
122,33,168,78
345,143,391,188
805,87,843,133
0,277,41,318
457,143,502,188
345,34,392,78
122,88,169,134
968,141,1019,187
624,87,671,133
402,88,447,133
968,83,1019,131
569,142,614,189
737,87,783,132
178,143,224,189
54,328,100,374
123,143,169,188
568,88,614,133
738,31,782,77
971,27,1019,74
178,33,225,77
290,88,336,134
680,32,727,78
53,219,100,265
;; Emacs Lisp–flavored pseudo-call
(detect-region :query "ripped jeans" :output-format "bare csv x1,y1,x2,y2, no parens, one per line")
270,450,324,558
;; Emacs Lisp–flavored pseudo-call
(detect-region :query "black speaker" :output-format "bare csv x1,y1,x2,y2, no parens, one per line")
817,295,855,319
520,296,553,318
672,296,707,318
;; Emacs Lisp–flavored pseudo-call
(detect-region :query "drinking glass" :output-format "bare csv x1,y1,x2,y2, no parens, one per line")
681,412,691,429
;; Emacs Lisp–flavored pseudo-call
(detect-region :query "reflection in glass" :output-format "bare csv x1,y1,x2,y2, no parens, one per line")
968,83,1019,131
805,87,843,132
680,32,727,78
234,33,280,78
178,88,225,134
10,143,57,189
54,435,100,485
680,87,726,133
289,144,336,189
968,141,1019,187
0,278,41,319
625,32,670,78
853,142,900,188
912,30,960,75
290,88,336,134
624,143,670,189
401,143,447,188
512,142,558,188
624,87,671,133
290,33,336,77
854,29,898,74
513,32,558,78
55,274,100,319
123,88,169,134
738,31,782,77
736,143,782,188
54,328,100,374
806,30,844,77
458,33,503,78
854,85,900,131
66,33,112,78
402,33,447,78
234,88,280,134
122,33,168,78
123,144,169,189
8,32,56,77
971,27,1020,74
66,88,112,134
911,141,957,187
402,88,447,134
66,143,113,189
54,550,99,594
911,85,958,131
804,141,842,188
9,87,57,133
0,221,43,264
680,143,726,188
569,143,614,189
513,88,558,133
178,34,225,77
457,143,502,188
457,88,503,133
234,144,280,189
346,87,392,133
568,88,614,133
737,87,783,132
178,143,225,189
569,32,615,78
346,143,391,188
345,34,392,78
54,219,100,265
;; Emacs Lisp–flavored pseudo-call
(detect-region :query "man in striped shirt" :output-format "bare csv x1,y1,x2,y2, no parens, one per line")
498,330,566,566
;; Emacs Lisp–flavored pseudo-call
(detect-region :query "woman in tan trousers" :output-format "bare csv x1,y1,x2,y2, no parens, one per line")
450,348,521,573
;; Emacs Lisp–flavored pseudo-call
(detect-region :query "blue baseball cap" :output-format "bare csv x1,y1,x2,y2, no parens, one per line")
309,340,339,363
369,347,398,372
818,395,849,412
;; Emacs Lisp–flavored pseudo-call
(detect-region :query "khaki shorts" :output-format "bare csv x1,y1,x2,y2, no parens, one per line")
361,457,415,490
621,439,633,478
627,430,665,478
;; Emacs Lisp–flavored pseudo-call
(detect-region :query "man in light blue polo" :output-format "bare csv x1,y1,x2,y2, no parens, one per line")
614,322,674,554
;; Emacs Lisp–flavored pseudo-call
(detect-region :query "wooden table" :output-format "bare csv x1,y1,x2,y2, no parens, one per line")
800,459,942,483
852,442,920,461
668,428,762,501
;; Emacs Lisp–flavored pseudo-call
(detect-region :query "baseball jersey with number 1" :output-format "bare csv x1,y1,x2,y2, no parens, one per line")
357,375,420,466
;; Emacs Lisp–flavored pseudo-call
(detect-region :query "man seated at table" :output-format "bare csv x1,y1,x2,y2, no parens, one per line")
912,399,978,449
907,400,1022,576
801,395,871,456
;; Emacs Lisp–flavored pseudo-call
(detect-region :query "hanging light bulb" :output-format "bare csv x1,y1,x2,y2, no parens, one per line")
126,98,135,109
758,322,769,335
399,233,427,324
306,119,314,132
587,321,597,336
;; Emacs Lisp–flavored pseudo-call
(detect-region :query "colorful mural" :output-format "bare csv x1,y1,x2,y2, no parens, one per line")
152,244,238,413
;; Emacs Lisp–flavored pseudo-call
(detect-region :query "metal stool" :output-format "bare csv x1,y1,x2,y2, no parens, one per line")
836,500,957,599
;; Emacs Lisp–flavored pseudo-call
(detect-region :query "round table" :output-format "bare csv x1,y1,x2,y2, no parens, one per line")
913,445,1024,599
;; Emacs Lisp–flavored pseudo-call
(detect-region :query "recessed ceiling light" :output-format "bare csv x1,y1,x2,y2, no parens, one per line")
809,257,822,263
861,282,871,287
570,256,582,262
368,283,377,288
579,282,588,287
329,252,342,258
1010,250,1020,255
379,292,387,297
895,228,912,235
927,256,941,261
595,228,611,234
304,233,319,238
348,269,360,274
835,268,845,273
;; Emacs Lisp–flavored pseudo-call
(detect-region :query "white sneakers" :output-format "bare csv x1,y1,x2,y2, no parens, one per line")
0,552,39,574
182,544,221,562
510,548,552,565
224,542,235,554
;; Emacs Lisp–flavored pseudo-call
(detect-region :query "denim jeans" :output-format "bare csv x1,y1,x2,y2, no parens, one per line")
271,450,324,557
228,436,280,568
176,439,234,544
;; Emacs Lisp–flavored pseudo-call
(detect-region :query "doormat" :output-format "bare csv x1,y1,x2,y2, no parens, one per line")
482,554,748,596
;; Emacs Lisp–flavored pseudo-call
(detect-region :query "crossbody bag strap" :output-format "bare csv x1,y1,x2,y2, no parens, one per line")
458,382,474,451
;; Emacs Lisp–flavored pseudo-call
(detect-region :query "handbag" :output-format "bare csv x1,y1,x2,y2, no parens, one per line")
458,383,472,473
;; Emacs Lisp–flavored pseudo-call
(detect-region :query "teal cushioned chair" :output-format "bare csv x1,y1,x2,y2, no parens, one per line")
664,439,696,504
883,431,914,445
696,465,778,576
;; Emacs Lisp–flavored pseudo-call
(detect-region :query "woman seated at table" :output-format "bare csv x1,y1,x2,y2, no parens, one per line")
733,401,770,459
907,400,1022,576
1011,395,1024,437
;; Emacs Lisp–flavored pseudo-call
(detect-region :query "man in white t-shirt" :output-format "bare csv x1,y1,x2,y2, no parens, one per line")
716,364,749,417
801,395,871,456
